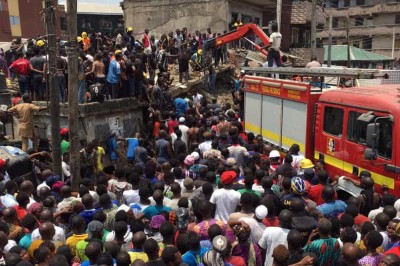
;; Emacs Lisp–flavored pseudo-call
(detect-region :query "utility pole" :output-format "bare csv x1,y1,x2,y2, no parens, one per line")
276,0,282,32
392,27,396,59
328,13,333,67
311,0,317,58
346,16,351,68
45,0,62,177
66,0,80,191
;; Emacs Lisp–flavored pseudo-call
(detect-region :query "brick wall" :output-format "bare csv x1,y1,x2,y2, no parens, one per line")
291,1,325,25
290,47,324,66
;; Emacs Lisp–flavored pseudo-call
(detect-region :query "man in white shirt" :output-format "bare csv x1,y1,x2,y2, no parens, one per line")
57,185,81,211
209,171,241,223
178,117,189,148
198,132,212,156
31,209,66,243
258,209,292,266
62,153,71,181
1,181,18,208
267,23,282,68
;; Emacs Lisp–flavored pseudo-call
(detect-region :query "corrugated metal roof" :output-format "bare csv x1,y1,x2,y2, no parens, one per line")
324,45,393,62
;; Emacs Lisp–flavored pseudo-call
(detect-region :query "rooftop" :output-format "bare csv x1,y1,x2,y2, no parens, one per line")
324,45,393,62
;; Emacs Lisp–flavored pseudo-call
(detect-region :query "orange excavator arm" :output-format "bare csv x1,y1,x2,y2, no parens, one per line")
203,23,270,57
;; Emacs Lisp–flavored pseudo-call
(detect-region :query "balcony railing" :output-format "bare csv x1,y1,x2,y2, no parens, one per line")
327,1,400,17
317,24,398,38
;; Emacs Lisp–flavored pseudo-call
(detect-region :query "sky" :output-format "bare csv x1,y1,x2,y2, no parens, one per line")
59,0,120,4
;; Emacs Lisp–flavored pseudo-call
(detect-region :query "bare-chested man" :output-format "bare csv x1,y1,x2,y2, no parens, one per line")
187,116,200,152
86,53,106,84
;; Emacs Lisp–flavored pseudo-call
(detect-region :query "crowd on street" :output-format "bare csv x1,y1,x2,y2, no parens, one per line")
0,22,400,266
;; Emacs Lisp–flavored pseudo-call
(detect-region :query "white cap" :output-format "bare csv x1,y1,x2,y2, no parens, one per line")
269,150,280,158
179,117,185,123
255,205,268,219
395,199,400,219
191,151,200,161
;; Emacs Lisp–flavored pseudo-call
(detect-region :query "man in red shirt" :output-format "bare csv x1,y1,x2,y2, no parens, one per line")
308,169,330,206
9,51,31,94
143,28,151,55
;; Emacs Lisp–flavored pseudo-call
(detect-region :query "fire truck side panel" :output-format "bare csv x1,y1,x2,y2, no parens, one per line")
244,91,262,136
261,95,282,147
315,85,400,196
281,99,307,155
314,102,346,179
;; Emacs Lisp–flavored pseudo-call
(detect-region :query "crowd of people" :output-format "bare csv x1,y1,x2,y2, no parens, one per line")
0,24,236,104
1,89,400,266
1,22,400,266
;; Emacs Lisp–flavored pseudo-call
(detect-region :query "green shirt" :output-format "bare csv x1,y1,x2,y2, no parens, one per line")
61,140,70,155
304,238,341,266
238,188,261,197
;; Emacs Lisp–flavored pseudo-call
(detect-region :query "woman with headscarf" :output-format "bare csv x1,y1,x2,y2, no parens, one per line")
203,235,231,266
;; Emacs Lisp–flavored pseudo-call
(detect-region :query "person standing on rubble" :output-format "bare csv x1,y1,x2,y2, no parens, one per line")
267,23,282,68
8,93,47,151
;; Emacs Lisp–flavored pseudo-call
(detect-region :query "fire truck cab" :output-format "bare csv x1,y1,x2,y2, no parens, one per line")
243,75,400,196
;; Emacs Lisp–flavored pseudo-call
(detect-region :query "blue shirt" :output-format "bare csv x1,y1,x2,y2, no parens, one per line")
142,205,171,219
182,248,208,266
317,200,347,219
19,233,32,250
106,59,121,84
174,98,187,116
126,138,138,161
79,208,101,224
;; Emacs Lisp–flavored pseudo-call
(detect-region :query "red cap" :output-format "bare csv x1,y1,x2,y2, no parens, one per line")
0,159,6,169
220,171,237,185
60,128,69,136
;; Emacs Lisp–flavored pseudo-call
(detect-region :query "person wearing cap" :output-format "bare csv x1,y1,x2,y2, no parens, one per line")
202,235,230,266
237,205,268,244
60,128,70,155
190,49,203,71
81,32,91,52
8,93,46,151
148,215,166,243
210,171,241,223
177,116,189,147
75,220,104,262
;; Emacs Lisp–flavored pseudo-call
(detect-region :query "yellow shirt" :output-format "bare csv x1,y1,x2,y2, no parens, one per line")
66,233,89,256
28,240,43,258
96,146,105,172
129,251,149,263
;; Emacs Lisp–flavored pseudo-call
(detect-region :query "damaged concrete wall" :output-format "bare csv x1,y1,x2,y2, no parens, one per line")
122,0,229,37
33,99,143,143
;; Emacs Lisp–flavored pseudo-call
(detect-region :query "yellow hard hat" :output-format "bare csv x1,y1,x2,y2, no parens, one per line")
36,40,45,47
115,50,122,55
234,22,238,27
77,36,82,42
82,32,87,38
126,27,134,32
197,49,203,55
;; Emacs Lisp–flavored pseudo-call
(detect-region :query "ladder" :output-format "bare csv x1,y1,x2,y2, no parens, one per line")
241,67,390,79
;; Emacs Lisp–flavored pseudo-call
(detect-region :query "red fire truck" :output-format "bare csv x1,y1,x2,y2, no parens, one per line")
242,68,400,196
